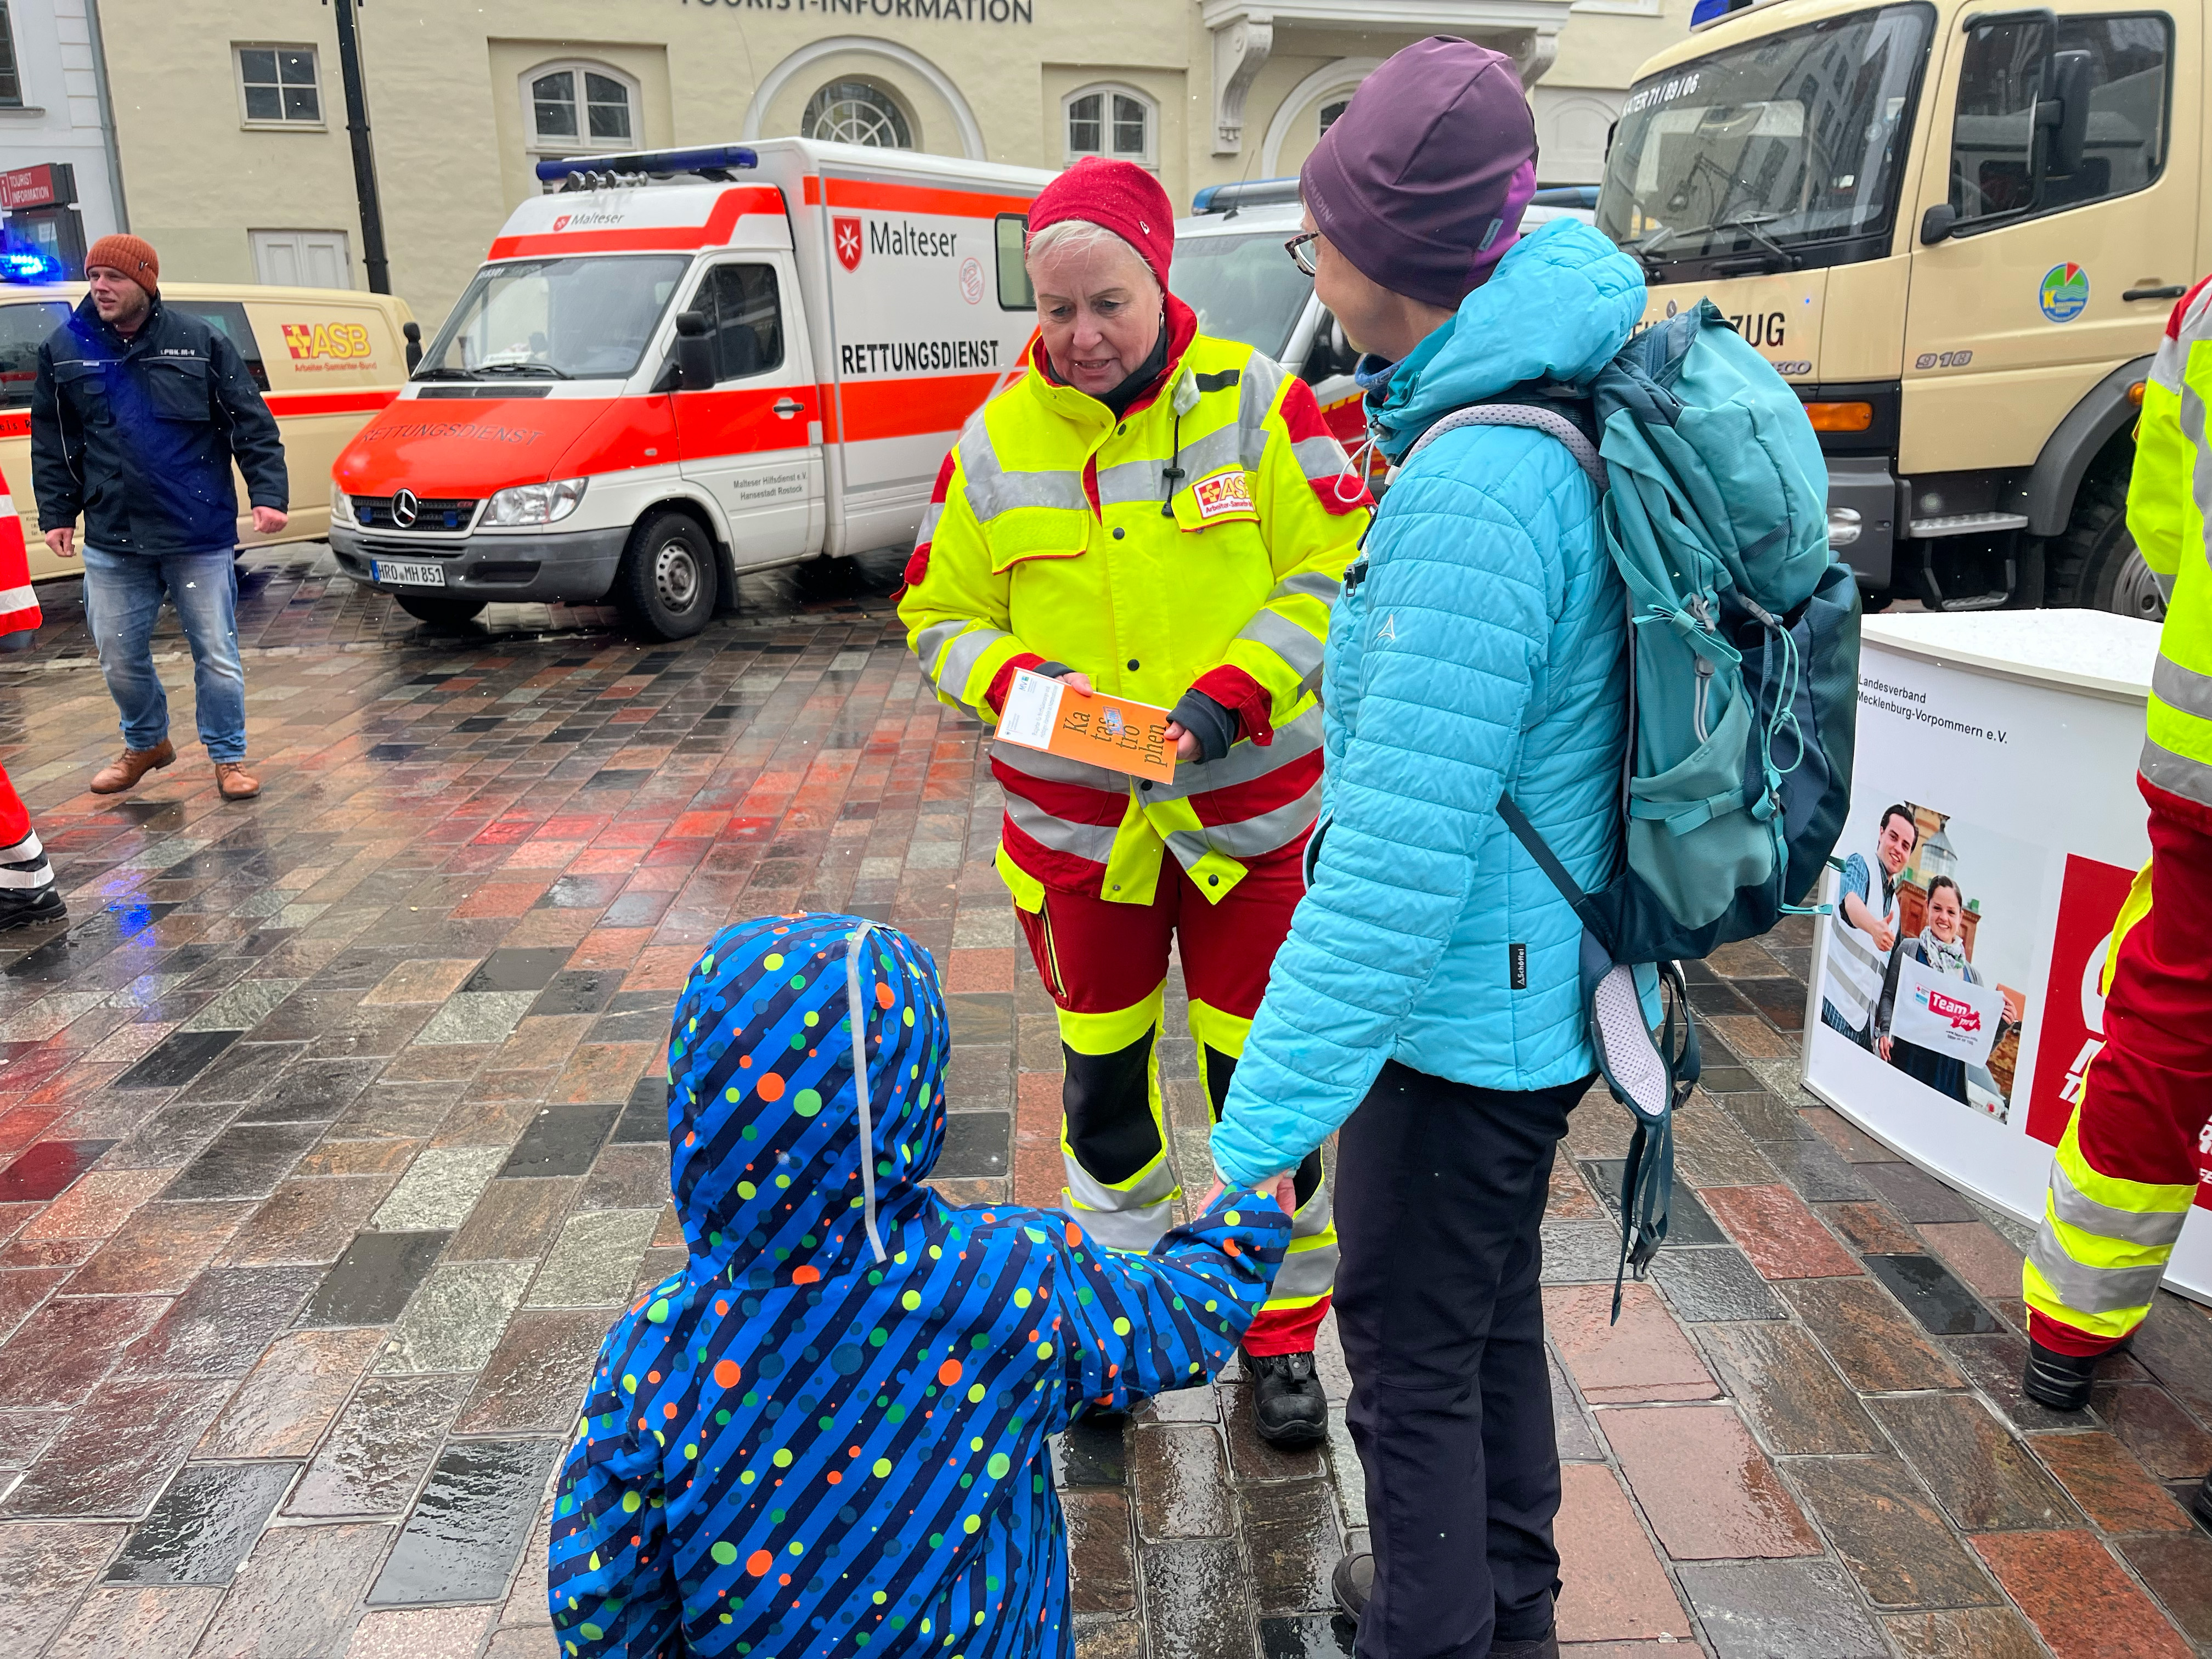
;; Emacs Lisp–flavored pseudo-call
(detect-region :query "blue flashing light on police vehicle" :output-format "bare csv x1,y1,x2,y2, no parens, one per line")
0,238,65,285
534,144,759,187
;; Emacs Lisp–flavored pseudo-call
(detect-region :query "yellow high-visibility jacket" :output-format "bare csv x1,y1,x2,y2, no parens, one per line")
899,305,1370,909
2131,275,2212,808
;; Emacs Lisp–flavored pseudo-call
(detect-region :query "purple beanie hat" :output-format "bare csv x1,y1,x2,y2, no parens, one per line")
1300,37,1539,311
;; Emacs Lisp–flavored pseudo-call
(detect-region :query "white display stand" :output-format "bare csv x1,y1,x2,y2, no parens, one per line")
1801,610,2210,1306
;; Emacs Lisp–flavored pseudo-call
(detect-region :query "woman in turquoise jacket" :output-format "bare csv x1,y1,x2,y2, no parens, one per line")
1209,38,1646,1659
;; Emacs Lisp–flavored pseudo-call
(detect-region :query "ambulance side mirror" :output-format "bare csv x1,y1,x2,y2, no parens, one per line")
403,320,421,373
674,311,716,392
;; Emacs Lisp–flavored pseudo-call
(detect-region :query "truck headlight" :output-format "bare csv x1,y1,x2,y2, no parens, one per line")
482,478,588,527
331,482,350,524
1827,506,1863,548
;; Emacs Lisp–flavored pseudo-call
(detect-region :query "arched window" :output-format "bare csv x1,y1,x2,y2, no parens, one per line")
524,61,637,154
803,80,913,149
1064,84,1155,166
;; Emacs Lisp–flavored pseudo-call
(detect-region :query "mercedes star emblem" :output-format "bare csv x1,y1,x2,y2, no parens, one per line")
391,488,420,529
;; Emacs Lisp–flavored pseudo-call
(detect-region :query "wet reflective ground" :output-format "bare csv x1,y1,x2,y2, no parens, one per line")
0,547,2205,1656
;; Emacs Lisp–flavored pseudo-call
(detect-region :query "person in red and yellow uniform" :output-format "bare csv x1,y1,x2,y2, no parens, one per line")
0,464,63,930
899,158,1370,1444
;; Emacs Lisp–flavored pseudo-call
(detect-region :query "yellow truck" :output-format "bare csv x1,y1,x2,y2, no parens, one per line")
1601,0,2201,616
0,282,418,580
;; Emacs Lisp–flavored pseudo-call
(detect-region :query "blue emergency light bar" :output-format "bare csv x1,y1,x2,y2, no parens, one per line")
1190,177,1302,215
534,144,759,184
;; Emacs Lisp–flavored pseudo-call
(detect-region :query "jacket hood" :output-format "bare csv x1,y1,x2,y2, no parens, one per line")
1369,217,1646,462
664,913,949,1282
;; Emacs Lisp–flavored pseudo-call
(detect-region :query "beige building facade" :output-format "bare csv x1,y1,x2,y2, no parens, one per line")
79,0,1688,324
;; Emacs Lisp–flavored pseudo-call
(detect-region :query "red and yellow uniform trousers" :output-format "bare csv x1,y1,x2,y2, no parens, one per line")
1,465,44,874
2025,278,2212,1355
899,299,1370,1351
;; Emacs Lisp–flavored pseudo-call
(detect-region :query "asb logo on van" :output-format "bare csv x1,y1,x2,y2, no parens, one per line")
834,217,863,272
283,321,375,361
2039,263,2091,324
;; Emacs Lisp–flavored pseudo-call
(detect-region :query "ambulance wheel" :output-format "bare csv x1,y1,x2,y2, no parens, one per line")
394,595,486,629
614,511,718,640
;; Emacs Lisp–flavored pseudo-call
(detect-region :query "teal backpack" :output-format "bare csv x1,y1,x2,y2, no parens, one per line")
1407,300,1861,1312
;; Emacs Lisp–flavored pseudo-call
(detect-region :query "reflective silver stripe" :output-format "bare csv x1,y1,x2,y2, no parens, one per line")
958,423,1089,521
0,831,42,865
1004,789,1121,863
2027,1226,2169,1314
1234,606,1325,683
913,499,945,548
1165,775,1324,861
2049,1157,2193,1247
1289,1172,1332,1240
1068,1197,1175,1251
2152,652,2212,720
1273,1239,1340,1301
1235,354,1287,468
0,583,33,615
990,737,1130,793
1290,433,1354,483
1149,704,1323,801
1823,900,1893,1030
1097,425,1244,509
0,857,51,890
1270,568,1342,605
2140,733,2212,809
934,624,1015,704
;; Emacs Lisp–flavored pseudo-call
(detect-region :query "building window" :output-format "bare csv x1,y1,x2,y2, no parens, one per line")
526,63,636,153
803,80,912,149
0,5,22,109
1065,85,1154,165
236,46,321,126
1318,99,1348,138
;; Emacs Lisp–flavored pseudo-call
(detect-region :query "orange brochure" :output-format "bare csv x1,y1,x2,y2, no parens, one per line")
994,668,1177,783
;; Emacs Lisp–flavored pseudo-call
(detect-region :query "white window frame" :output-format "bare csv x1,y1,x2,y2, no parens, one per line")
1063,82,1157,167
521,59,641,156
234,43,325,132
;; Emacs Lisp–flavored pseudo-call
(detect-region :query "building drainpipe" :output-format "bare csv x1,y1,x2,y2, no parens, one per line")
328,0,390,294
81,0,128,233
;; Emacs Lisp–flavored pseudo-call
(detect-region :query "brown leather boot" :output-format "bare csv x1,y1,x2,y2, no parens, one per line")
89,738,175,794
214,761,261,801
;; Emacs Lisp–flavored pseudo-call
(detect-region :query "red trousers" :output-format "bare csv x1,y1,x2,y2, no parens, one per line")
2030,777,2212,1355
0,765,28,851
1015,848,1336,1354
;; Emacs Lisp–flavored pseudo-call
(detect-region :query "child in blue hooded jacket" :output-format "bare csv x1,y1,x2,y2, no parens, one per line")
550,912,1290,1657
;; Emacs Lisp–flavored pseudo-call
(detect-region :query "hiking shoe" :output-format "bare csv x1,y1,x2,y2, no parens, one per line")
214,761,261,801
89,738,174,794
1330,1551,1372,1623
2022,1339,2100,1413
1246,1349,1327,1447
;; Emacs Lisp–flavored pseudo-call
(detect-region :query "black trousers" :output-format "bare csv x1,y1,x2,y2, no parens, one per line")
1335,1060,1593,1659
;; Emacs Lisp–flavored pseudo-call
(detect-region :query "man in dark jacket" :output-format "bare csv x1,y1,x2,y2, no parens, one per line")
30,234,287,800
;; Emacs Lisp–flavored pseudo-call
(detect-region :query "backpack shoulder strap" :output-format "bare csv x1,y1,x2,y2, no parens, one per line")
1401,400,1607,493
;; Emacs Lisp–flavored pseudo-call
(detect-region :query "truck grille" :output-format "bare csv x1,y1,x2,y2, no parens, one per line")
350,495,477,533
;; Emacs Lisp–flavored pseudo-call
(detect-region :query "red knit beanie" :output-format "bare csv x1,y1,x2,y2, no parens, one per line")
85,233,159,295
1026,158,1174,292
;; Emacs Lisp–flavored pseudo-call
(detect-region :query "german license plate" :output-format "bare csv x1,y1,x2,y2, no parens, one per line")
371,560,445,588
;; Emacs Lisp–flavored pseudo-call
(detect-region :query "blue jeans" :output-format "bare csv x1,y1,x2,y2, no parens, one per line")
78,545,247,762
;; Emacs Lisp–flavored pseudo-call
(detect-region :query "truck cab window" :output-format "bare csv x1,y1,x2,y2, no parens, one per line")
0,301,69,408
1949,13,2170,227
697,264,784,381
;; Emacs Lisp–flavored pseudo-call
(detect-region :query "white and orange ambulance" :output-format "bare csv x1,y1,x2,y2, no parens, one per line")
329,138,1053,638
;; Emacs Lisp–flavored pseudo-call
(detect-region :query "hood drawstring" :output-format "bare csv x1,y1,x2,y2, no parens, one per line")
844,924,889,1265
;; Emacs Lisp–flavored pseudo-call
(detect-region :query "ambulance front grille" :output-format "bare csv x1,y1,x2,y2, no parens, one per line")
350,496,478,533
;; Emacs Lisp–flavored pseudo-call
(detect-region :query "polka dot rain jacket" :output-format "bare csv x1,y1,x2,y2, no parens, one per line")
549,913,1289,1657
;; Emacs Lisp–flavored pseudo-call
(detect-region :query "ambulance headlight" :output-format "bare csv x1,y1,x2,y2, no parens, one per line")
330,482,350,523
482,477,589,527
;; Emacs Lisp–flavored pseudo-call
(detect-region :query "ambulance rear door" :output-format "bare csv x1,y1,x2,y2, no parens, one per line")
670,247,825,568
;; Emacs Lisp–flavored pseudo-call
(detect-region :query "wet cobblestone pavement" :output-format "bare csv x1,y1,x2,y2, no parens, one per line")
0,546,2207,1657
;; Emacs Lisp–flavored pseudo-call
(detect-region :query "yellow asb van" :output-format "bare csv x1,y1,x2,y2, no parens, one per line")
0,282,418,580
1602,0,2202,616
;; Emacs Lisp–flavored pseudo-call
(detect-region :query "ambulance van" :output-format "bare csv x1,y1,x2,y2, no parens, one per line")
0,281,417,581
329,139,1054,638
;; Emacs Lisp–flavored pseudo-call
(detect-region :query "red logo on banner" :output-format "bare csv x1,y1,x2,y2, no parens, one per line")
1927,990,1982,1032
2025,853,2138,1149
834,217,863,272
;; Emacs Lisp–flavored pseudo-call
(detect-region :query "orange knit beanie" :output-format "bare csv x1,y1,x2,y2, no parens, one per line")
84,234,158,294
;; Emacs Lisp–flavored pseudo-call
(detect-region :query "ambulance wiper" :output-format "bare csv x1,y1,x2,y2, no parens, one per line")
411,366,474,381
475,362,573,380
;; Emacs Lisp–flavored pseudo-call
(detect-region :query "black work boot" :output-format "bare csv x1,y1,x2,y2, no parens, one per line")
1245,1348,1328,1447
2022,1339,2101,1412
1492,1630,1560,1658
1330,1550,1372,1623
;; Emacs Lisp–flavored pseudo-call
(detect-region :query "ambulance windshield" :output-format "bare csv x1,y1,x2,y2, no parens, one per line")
420,254,691,381
1170,232,1312,364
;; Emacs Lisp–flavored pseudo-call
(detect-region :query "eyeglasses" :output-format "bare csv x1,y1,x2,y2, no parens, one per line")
1284,232,1321,278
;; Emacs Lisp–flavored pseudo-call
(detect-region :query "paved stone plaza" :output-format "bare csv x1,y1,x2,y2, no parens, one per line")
0,546,2205,1658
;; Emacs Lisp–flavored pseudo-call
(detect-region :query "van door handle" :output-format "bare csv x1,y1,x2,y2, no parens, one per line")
773,397,804,417
2123,285,2187,302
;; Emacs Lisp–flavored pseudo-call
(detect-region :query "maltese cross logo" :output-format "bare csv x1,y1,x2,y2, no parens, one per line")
834,217,864,273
